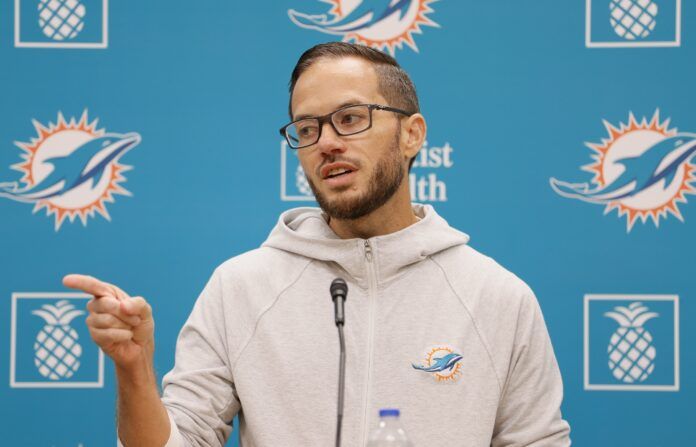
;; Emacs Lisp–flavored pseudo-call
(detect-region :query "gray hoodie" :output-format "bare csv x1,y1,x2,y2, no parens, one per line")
155,205,571,446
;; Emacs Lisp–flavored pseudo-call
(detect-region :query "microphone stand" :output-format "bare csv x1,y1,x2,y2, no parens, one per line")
331,278,348,447
336,322,346,447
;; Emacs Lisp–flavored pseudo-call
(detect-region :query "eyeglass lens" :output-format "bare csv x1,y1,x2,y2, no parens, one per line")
286,105,371,148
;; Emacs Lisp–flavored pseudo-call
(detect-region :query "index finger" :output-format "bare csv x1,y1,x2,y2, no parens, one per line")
63,274,114,298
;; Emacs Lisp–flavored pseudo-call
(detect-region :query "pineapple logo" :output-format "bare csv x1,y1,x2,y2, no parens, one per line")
586,0,681,48
605,302,658,383
550,110,696,232
32,300,85,380
295,164,312,197
281,140,315,201
609,0,657,41
11,293,103,388
38,0,87,41
288,0,440,55
0,111,141,230
15,0,108,49
584,294,679,391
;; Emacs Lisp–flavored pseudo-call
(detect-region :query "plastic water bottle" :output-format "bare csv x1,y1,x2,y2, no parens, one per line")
366,408,414,446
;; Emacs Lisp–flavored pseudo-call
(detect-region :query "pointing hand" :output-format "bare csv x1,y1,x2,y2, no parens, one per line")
62,274,155,369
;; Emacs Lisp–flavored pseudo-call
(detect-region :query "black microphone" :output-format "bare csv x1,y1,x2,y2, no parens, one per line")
330,278,348,447
331,277,348,326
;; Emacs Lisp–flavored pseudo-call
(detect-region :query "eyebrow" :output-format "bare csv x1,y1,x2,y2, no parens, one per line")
293,99,365,121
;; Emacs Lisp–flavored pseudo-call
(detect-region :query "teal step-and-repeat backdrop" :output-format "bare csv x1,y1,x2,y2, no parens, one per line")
1,1,693,445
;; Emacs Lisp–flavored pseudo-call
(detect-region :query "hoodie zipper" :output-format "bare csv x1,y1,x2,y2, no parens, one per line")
360,239,377,445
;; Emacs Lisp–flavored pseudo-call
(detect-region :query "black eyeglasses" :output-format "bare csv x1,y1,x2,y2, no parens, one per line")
279,103,413,149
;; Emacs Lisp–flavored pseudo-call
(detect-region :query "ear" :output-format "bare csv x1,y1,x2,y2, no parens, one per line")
400,113,426,161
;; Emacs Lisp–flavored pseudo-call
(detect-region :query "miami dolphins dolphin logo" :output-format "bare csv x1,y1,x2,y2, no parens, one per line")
0,111,141,230
412,346,463,382
550,110,696,231
288,0,439,55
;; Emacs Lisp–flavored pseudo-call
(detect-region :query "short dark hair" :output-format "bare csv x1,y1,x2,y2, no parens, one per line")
288,42,421,169
288,42,420,119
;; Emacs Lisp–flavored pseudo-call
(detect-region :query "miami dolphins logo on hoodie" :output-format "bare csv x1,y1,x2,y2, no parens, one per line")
412,345,463,382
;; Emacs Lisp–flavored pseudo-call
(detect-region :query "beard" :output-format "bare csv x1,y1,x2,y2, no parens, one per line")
307,133,405,220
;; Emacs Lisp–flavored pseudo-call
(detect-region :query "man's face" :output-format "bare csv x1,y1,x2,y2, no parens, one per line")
290,57,408,220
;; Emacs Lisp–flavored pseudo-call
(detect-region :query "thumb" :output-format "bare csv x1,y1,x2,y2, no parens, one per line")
120,296,154,345
121,296,152,321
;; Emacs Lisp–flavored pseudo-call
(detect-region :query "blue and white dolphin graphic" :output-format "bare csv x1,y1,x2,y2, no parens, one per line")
0,132,141,203
289,0,412,34
550,133,696,203
412,352,463,373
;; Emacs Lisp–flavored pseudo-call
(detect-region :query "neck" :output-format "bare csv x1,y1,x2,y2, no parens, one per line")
328,182,418,239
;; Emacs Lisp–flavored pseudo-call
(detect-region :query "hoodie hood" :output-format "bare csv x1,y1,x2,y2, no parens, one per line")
262,204,470,284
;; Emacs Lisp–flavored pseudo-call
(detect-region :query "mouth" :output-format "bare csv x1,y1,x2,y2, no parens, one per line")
320,162,358,180
318,162,359,189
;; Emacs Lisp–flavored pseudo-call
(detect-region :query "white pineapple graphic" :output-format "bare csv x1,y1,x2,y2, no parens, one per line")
32,300,85,380
295,163,312,196
605,301,659,383
38,0,87,41
609,0,658,40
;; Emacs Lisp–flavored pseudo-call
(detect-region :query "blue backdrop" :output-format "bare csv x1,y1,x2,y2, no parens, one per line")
1,1,692,445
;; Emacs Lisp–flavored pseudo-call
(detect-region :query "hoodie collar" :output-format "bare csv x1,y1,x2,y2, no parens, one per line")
262,204,470,285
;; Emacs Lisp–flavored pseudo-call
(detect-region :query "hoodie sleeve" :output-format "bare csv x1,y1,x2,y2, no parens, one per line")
160,269,241,447
491,292,571,446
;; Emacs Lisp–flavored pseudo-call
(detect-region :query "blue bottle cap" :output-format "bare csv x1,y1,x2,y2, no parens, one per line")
379,408,400,418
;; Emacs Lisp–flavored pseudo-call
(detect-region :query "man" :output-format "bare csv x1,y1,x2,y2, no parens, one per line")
64,42,571,446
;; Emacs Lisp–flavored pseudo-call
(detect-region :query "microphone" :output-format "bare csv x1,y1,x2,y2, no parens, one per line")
330,278,348,447
331,277,348,326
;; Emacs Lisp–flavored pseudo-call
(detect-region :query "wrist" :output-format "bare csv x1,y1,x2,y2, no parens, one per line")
116,351,157,388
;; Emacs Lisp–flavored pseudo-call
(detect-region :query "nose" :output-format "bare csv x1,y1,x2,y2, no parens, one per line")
315,120,347,156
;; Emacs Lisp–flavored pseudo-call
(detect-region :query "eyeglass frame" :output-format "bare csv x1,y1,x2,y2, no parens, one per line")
279,103,414,149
